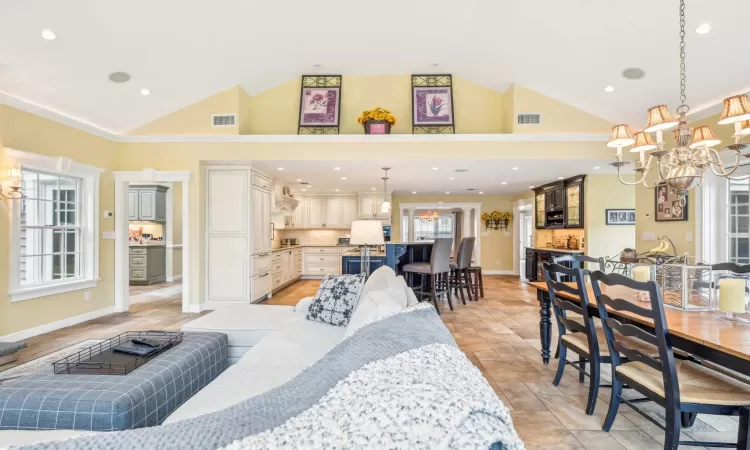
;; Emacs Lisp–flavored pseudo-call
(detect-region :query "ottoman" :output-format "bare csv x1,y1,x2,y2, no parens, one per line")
0,332,227,432
181,304,299,364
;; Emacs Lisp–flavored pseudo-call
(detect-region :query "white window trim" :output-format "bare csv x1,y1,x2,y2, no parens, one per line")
6,148,104,302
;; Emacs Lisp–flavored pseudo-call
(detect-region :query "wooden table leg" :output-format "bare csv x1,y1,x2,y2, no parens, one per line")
538,289,552,365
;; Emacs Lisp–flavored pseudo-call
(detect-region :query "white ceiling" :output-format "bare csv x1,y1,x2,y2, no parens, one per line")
1,1,748,133
253,159,616,196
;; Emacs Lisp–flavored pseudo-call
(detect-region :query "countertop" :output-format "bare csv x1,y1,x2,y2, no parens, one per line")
385,242,433,245
271,244,358,252
526,246,584,254
130,243,167,247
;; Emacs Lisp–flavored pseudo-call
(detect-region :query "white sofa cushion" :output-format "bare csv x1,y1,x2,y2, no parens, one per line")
165,318,346,424
359,266,396,299
181,304,298,348
294,296,314,317
344,290,404,339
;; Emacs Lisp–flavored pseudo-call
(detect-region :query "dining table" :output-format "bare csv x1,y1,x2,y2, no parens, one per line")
529,281,750,374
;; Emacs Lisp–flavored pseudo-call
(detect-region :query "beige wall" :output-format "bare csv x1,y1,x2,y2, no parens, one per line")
0,105,118,336
584,174,635,259
511,84,614,133
391,194,514,272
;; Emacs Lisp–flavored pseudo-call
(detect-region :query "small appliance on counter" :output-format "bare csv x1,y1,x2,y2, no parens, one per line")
338,237,350,245
290,238,298,246
280,238,299,247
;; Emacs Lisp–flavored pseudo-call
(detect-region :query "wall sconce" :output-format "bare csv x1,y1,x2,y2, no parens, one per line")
1,165,24,199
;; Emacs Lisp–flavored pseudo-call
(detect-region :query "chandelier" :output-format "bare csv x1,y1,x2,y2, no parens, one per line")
609,0,750,200
419,210,439,222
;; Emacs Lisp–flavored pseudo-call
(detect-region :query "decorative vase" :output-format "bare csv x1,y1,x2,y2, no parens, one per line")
364,120,392,135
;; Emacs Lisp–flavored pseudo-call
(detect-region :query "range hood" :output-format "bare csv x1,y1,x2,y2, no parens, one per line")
273,193,300,214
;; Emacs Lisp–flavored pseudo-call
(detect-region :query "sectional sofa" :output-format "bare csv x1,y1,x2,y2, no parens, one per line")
1,267,523,449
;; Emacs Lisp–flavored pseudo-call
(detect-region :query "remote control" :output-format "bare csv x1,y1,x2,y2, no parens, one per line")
131,338,161,348
112,345,157,357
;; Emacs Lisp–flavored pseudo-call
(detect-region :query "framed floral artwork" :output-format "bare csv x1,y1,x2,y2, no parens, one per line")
411,74,455,133
298,75,342,134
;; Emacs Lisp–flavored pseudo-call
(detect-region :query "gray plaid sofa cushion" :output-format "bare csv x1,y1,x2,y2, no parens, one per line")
0,332,227,432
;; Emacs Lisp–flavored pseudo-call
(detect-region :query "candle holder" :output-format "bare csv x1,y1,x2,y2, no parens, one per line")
631,263,653,302
658,256,713,311
713,273,750,322
715,311,750,323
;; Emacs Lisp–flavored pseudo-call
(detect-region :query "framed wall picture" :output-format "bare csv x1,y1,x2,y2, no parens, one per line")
606,209,636,225
411,74,455,134
655,183,688,221
298,75,342,134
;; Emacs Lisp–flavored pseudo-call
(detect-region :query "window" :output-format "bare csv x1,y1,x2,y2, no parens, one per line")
413,214,454,241
9,150,102,302
727,179,750,264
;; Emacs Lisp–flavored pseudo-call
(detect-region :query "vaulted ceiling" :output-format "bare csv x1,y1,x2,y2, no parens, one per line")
0,0,748,134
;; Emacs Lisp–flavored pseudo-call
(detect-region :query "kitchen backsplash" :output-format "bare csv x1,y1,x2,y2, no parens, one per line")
535,228,584,249
273,229,351,248
129,222,164,239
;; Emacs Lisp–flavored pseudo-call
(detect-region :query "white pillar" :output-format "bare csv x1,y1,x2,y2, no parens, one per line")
407,207,416,242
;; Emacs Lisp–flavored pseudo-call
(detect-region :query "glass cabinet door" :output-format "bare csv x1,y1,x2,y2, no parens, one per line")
536,193,545,227
566,182,581,227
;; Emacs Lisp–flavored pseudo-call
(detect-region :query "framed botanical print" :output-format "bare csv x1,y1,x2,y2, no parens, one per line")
411,74,455,134
298,75,342,134
655,183,688,221
606,209,636,225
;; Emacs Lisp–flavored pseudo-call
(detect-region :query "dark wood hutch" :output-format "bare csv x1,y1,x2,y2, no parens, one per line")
533,175,585,229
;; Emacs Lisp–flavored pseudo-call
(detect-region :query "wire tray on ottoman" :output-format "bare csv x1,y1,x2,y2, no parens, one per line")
53,331,184,375
0,332,228,431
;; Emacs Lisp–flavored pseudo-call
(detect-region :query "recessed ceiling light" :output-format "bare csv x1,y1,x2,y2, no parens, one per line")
140,88,150,96
432,167,439,170
371,187,376,190
432,63,439,67
454,169,468,173
530,185,535,188
412,191,417,194
41,29,56,40
307,186,312,188
604,85,614,93
334,167,340,171
108,72,131,83
445,191,450,194
501,182,507,185
335,189,339,192
593,166,601,170
302,189,307,192
479,192,484,194
622,67,645,80
449,177,455,180
314,64,322,69
341,177,347,180
696,23,711,34
277,167,284,171
512,167,519,170
557,177,564,180
296,179,302,182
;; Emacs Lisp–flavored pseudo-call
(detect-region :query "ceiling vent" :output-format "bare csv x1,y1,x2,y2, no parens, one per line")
517,113,541,125
212,114,237,127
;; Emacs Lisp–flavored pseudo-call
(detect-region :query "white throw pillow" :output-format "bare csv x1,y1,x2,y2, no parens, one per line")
383,275,409,308
359,266,396,299
398,276,420,307
344,290,403,338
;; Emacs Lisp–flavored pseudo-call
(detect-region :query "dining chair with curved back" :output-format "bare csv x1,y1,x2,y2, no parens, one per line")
553,254,605,279
543,262,606,415
450,237,476,305
402,238,454,314
590,270,750,450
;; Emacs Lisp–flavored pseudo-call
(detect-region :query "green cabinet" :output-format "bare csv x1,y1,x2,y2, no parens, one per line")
128,185,168,222
129,246,166,285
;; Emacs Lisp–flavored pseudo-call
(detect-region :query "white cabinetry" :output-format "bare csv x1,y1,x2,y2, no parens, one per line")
324,197,342,228
251,186,272,254
303,246,340,277
286,196,306,228
206,169,250,304
307,197,326,228
358,194,390,220
341,197,358,228
271,248,303,294
306,196,358,228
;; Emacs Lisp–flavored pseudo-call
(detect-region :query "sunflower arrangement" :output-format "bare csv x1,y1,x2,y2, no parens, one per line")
481,212,491,221
483,211,512,230
357,107,397,126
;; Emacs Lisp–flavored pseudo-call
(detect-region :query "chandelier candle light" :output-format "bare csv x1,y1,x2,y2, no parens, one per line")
608,0,750,201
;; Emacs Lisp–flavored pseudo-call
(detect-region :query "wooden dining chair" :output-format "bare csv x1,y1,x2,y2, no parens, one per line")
543,262,607,415
590,270,750,450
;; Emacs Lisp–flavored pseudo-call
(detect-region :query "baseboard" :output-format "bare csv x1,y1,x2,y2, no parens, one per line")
482,270,516,275
0,306,117,342
167,275,183,282
184,303,204,313
301,275,326,280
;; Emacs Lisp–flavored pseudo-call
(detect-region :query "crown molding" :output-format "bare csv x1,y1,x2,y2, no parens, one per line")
688,88,750,121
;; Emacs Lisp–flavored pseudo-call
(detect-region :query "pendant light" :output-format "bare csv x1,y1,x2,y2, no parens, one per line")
380,167,391,213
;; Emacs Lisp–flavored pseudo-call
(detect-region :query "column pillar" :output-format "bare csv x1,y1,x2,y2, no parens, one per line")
407,208,416,242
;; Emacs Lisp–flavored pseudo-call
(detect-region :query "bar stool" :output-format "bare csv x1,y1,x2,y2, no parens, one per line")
468,265,484,298
450,237,475,305
403,238,453,314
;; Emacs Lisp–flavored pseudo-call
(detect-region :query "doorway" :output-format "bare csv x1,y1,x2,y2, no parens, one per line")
113,171,192,313
512,197,534,278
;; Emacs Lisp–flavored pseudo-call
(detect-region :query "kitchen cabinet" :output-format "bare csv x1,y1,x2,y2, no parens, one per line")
524,247,584,282
252,186,272,254
303,246,340,276
533,175,586,229
129,246,166,285
525,248,536,280
325,197,343,228
341,197,358,228
252,272,271,301
285,197,306,228
307,197,326,228
128,185,168,222
341,255,386,275
358,194,390,219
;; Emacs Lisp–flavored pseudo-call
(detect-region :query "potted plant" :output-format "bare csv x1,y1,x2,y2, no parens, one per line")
358,107,397,134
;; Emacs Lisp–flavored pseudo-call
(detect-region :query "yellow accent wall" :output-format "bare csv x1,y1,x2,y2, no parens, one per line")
390,194,515,271
129,86,243,135
510,84,614,134
0,105,118,336
584,175,635,260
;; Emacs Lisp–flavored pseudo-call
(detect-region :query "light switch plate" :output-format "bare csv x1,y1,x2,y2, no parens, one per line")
642,232,657,241
103,210,113,218
686,231,693,242
503,231,511,237
102,231,115,240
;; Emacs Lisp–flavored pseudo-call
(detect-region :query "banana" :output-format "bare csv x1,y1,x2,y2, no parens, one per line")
647,239,663,253
646,239,669,254
660,239,670,253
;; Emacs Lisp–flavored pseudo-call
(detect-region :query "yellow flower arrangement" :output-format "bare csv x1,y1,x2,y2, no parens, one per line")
357,107,397,126
481,212,491,221
499,212,512,221
490,211,502,220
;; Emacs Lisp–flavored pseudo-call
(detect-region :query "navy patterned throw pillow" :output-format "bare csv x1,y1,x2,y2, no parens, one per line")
306,273,367,326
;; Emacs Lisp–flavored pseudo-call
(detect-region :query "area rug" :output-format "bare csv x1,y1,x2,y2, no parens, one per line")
0,340,102,383
130,285,183,305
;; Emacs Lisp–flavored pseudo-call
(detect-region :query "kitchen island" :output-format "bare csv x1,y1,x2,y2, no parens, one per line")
385,242,434,283
524,246,584,282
